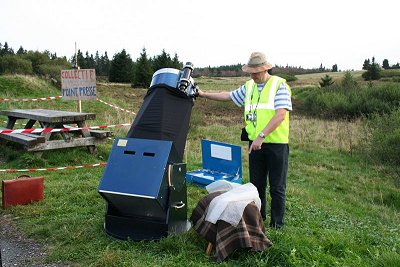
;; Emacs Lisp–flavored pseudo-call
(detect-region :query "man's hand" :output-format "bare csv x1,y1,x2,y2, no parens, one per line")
249,136,264,154
248,108,287,154
196,89,204,97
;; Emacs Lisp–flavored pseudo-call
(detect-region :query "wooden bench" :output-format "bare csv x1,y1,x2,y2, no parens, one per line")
90,130,113,139
62,126,113,139
0,128,45,148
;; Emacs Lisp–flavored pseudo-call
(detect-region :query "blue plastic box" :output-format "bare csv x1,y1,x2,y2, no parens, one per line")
186,139,242,187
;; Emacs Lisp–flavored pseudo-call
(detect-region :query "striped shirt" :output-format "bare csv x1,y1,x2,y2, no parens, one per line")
229,80,292,111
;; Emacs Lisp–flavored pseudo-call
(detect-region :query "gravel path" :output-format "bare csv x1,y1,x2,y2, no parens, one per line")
0,214,66,267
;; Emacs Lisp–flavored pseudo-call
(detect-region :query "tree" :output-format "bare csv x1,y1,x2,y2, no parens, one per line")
172,53,182,69
132,48,153,88
319,74,334,88
332,64,338,72
152,49,171,71
94,51,101,74
382,59,390,69
50,52,57,60
0,42,14,56
109,49,134,83
92,51,110,76
100,52,110,76
71,49,86,68
362,59,370,70
85,51,95,69
362,57,381,81
341,71,358,89
152,50,183,71
16,46,27,55
77,50,86,68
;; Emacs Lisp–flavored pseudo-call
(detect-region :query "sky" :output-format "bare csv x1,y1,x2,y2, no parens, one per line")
1,0,399,71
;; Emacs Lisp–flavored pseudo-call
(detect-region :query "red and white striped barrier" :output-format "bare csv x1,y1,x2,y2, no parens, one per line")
97,99,136,115
0,123,131,134
0,162,107,173
0,96,62,102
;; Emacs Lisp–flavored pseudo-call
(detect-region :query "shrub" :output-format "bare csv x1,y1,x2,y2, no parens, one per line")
21,50,51,74
362,62,381,81
340,71,358,89
36,58,70,85
0,55,33,75
365,108,400,167
380,69,400,78
302,82,400,119
0,51,71,84
274,73,297,82
319,74,334,88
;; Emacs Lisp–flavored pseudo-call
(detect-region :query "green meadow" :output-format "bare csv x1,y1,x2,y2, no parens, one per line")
0,74,399,266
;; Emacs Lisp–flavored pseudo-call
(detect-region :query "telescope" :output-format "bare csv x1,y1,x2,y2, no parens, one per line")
98,63,198,240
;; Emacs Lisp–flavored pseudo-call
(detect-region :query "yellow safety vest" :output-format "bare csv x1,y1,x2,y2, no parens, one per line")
244,76,291,143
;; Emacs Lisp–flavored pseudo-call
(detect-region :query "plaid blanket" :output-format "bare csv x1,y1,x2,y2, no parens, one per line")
190,191,273,262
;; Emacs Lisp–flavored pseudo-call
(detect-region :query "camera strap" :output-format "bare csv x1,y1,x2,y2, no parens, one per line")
249,83,263,127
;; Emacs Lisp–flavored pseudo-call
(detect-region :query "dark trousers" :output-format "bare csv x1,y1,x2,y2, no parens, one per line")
249,143,289,228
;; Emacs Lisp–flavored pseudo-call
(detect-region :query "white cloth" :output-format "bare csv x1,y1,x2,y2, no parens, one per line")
205,180,241,194
205,183,261,227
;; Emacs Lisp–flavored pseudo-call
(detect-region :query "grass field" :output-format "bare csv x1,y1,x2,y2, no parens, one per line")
0,74,399,266
289,71,364,88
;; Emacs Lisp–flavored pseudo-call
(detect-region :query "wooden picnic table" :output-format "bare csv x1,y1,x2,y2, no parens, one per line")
0,109,113,153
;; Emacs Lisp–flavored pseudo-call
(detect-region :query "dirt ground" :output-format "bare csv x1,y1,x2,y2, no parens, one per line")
0,214,66,267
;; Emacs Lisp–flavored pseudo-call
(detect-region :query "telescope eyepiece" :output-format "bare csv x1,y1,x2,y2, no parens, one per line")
178,62,194,91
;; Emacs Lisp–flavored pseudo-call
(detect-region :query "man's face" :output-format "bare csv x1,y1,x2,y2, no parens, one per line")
250,70,267,83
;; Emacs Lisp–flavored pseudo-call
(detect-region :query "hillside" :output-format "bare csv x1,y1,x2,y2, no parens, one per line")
0,74,399,266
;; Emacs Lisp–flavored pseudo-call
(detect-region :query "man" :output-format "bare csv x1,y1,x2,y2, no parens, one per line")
197,52,292,228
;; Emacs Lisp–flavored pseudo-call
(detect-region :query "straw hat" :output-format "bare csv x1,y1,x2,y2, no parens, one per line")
242,52,273,73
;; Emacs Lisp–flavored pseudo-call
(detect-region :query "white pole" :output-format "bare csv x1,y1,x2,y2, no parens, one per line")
75,42,82,112
75,42,78,68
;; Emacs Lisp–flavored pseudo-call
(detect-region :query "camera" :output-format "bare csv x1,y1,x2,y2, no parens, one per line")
246,113,256,122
